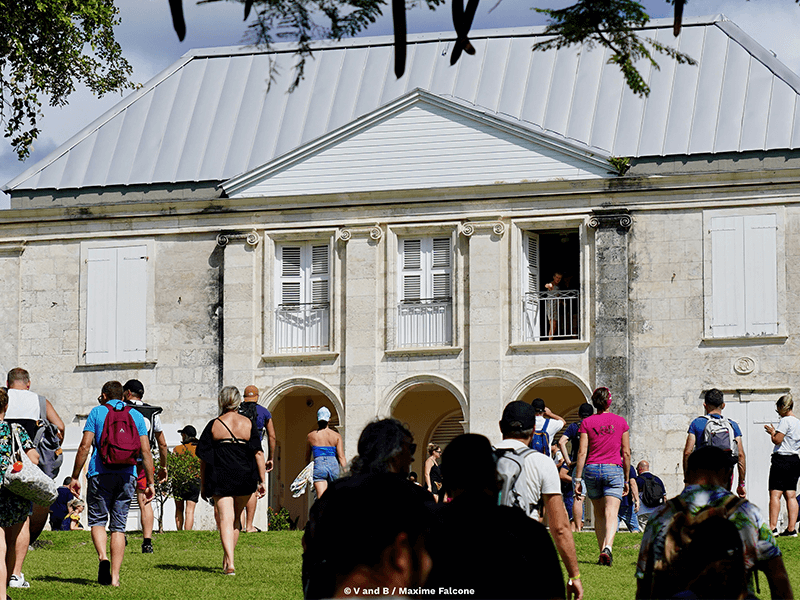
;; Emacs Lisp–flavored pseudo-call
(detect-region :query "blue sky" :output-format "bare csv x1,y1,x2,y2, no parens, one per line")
2,0,800,205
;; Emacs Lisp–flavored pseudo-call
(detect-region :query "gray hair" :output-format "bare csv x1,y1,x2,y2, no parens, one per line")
218,386,242,414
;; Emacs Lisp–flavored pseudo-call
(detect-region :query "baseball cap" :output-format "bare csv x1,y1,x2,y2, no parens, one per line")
317,407,332,422
578,403,594,418
501,401,536,429
531,398,546,412
123,379,145,397
178,425,197,438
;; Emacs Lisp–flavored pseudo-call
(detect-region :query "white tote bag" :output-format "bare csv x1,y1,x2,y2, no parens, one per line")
3,423,59,505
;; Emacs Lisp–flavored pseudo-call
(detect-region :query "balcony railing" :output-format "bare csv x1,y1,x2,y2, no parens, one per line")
276,302,330,353
523,290,580,341
398,298,452,348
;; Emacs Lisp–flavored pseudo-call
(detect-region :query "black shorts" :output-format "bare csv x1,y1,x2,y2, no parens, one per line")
768,453,800,491
174,483,201,503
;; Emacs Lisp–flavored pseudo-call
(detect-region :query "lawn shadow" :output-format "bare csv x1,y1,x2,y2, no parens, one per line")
36,576,96,585
154,563,217,573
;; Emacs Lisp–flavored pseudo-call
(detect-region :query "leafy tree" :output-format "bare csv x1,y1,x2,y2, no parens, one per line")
0,0,134,160
167,450,201,500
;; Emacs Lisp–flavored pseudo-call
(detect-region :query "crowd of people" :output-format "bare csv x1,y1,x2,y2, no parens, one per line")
0,363,798,599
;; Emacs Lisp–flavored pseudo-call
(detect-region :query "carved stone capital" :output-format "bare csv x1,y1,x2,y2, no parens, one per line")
216,230,261,247
459,221,505,237
338,225,383,242
588,210,632,232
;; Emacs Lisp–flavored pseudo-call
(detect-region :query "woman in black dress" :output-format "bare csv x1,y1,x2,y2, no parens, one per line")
197,386,266,575
425,443,444,502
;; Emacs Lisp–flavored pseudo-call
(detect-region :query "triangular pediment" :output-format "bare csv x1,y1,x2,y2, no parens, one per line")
222,90,612,198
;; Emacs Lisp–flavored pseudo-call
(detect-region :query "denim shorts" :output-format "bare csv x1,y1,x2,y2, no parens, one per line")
313,455,340,483
87,473,136,532
584,463,625,500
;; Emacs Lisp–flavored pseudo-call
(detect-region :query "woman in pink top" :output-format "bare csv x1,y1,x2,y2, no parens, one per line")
573,387,631,567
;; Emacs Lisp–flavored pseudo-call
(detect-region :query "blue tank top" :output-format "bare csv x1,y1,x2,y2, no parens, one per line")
312,446,336,458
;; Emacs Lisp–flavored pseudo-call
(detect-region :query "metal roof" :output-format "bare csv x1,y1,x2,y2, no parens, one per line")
6,15,800,193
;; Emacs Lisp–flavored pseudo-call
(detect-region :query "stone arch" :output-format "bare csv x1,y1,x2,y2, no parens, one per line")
262,377,343,422
382,373,468,421
508,368,592,406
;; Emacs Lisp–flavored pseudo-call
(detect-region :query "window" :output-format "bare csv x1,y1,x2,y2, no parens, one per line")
522,230,580,342
398,236,452,347
85,245,148,364
709,214,778,338
276,242,330,353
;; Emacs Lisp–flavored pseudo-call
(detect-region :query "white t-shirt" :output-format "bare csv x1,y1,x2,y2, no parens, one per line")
5,389,41,420
535,415,564,440
774,415,800,455
495,438,562,520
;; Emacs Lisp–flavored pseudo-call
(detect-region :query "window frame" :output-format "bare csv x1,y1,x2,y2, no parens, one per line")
78,238,156,367
703,207,786,342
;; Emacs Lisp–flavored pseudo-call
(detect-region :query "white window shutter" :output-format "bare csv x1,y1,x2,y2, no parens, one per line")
744,214,778,335
430,237,451,299
525,233,540,293
116,246,148,362
310,244,330,305
86,248,117,364
279,246,303,305
402,239,423,301
710,216,746,337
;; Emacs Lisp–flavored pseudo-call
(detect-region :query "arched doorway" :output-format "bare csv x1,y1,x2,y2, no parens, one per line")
267,385,342,529
390,381,466,485
518,376,588,445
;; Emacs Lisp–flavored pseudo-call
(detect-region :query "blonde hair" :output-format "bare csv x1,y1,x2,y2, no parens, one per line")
67,498,85,510
428,443,441,456
218,386,242,414
777,394,794,413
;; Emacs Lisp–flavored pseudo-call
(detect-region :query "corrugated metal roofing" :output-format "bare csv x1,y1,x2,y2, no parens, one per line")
6,15,800,193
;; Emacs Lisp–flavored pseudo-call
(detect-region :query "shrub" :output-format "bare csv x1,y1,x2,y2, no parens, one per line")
268,506,292,531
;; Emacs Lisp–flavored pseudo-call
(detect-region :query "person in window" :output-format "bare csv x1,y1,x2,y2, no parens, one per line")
306,407,345,499
544,271,563,339
196,386,266,575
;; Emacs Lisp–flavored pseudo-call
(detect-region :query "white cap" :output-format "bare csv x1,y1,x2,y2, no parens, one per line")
317,407,331,422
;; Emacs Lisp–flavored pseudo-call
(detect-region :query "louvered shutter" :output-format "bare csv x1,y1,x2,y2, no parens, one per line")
744,214,778,335
710,216,746,337
280,246,302,305
310,244,330,307
431,238,451,299
525,233,540,293
86,248,117,364
116,246,148,362
402,239,422,301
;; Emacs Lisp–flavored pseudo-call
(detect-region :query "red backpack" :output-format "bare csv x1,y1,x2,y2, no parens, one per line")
99,403,141,467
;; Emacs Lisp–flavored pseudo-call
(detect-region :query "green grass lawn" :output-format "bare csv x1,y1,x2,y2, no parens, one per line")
19,530,800,599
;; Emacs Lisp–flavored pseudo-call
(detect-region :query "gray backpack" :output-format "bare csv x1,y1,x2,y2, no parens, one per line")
700,415,739,458
494,446,536,514
34,395,63,479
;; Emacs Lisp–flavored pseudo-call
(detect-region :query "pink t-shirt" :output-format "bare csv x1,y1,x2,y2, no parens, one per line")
578,412,629,466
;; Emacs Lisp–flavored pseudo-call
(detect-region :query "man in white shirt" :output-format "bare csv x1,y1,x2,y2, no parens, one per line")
5,367,65,589
496,401,583,600
531,397,566,455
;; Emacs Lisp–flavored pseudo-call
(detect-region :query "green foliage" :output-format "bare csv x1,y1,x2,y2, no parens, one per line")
0,0,134,160
533,0,696,97
608,155,631,175
167,450,201,498
268,506,292,531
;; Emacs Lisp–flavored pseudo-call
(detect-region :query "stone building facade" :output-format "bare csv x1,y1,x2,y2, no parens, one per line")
3,16,800,527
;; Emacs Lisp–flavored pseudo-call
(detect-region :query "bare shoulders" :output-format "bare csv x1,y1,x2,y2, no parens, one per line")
212,411,252,440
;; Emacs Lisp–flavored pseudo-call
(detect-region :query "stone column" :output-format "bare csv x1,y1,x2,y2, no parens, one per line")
462,221,507,439
589,210,632,415
339,226,383,461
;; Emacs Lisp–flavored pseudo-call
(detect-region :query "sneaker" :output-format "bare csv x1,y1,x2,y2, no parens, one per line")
599,546,613,566
142,541,154,553
9,574,29,588
778,530,798,537
772,528,779,535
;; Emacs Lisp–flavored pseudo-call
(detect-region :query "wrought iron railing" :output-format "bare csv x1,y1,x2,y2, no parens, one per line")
523,290,580,341
276,302,330,353
398,298,452,348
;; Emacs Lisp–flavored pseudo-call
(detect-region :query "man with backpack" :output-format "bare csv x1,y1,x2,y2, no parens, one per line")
5,367,66,589
122,379,167,553
69,381,154,587
634,460,666,529
529,398,565,456
683,388,747,497
495,401,582,600
635,446,792,600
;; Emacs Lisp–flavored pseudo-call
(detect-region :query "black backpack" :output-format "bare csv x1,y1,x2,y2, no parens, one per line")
639,473,666,508
33,395,63,479
124,401,163,451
